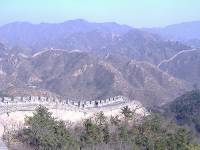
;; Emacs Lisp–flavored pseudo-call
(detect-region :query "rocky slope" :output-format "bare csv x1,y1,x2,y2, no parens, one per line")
0,45,189,106
159,49,200,88
103,29,189,64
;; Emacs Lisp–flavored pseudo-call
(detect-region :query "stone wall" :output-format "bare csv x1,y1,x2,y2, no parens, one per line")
0,95,129,109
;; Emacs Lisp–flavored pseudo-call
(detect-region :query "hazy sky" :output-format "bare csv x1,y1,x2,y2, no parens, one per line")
1,0,200,27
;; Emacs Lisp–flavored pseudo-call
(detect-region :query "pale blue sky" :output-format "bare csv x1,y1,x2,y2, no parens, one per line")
0,0,200,27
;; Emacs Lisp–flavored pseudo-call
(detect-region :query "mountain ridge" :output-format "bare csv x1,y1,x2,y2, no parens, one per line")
0,44,190,106
143,21,200,48
0,19,190,65
159,49,200,88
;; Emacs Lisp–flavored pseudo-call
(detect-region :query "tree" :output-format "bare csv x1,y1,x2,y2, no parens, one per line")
110,115,121,126
94,111,107,128
102,124,110,143
121,106,133,122
10,105,200,149
81,118,104,145
18,105,78,150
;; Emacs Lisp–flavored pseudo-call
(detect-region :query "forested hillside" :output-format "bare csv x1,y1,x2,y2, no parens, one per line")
165,90,200,134
4,105,200,150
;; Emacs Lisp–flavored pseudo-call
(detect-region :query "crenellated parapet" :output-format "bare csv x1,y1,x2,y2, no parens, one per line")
0,95,129,111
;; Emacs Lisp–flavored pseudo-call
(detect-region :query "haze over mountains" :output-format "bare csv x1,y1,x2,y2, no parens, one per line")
0,19,200,107
0,19,131,50
0,19,191,64
144,21,200,48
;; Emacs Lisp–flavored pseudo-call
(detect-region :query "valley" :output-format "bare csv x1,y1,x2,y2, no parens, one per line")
0,19,200,149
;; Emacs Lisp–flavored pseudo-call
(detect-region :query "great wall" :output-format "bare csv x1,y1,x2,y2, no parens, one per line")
0,95,132,112
0,95,148,150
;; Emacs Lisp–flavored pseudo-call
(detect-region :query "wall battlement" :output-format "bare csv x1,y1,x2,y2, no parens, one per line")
0,95,129,110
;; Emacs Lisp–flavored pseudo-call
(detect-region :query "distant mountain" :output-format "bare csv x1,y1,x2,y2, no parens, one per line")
103,29,189,64
185,39,200,48
0,43,10,61
0,20,190,64
0,20,194,106
159,49,200,88
55,28,189,64
0,48,189,106
0,19,131,50
144,21,200,47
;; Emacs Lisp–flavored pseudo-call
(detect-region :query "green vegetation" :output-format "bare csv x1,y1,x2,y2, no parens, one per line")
169,90,200,133
17,106,78,149
10,105,200,150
